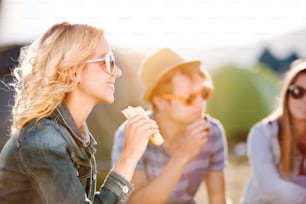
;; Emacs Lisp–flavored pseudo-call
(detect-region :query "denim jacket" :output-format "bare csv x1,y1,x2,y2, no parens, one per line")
0,103,133,204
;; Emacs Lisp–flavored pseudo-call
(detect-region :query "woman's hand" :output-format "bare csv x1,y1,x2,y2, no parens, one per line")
122,115,159,160
113,115,160,181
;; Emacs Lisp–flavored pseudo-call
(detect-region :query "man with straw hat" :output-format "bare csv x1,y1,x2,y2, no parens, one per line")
112,48,229,204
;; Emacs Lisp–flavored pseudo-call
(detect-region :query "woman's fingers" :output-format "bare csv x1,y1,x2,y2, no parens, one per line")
122,106,164,145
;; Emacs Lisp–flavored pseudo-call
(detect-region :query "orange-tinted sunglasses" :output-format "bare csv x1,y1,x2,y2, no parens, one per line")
161,86,212,106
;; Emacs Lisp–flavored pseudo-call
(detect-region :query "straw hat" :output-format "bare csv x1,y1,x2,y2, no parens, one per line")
140,48,202,102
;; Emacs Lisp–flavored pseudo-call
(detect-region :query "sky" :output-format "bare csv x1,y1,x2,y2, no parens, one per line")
1,0,306,50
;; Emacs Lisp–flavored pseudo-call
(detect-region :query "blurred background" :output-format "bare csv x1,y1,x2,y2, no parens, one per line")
1,0,306,203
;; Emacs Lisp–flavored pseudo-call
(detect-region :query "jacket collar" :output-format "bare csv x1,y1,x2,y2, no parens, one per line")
51,103,97,147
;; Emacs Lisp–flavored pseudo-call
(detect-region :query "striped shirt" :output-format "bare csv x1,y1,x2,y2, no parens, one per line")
111,114,228,204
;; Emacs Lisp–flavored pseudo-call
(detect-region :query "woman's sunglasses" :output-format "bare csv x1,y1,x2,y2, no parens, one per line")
161,86,212,106
86,52,116,74
288,85,306,99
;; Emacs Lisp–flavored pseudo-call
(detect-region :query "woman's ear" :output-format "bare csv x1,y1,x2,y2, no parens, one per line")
152,95,168,111
67,67,81,84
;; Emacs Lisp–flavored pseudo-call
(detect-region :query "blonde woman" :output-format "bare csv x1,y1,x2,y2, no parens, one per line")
241,59,306,204
0,22,159,203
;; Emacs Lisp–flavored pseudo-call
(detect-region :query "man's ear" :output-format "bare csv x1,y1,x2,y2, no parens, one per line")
152,95,168,111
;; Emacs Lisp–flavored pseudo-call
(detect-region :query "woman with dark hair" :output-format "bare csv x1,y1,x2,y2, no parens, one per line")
241,59,306,204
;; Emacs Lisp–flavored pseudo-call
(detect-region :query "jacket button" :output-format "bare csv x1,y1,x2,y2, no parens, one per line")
122,186,129,193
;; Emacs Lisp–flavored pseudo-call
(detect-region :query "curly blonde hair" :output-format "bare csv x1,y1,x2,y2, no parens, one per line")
12,22,104,131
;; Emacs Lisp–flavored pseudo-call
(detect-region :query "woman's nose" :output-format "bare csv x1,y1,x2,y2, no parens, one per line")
112,64,122,78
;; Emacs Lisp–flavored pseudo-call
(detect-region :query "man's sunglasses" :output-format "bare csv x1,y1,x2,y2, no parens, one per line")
288,85,306,99
161,86,212,106
86,52,116,74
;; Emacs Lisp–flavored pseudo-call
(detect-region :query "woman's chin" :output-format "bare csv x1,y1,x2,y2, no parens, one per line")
106,97,115,104
99,95,115,104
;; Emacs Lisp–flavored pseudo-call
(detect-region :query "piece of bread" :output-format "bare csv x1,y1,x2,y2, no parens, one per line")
122,106,164,146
